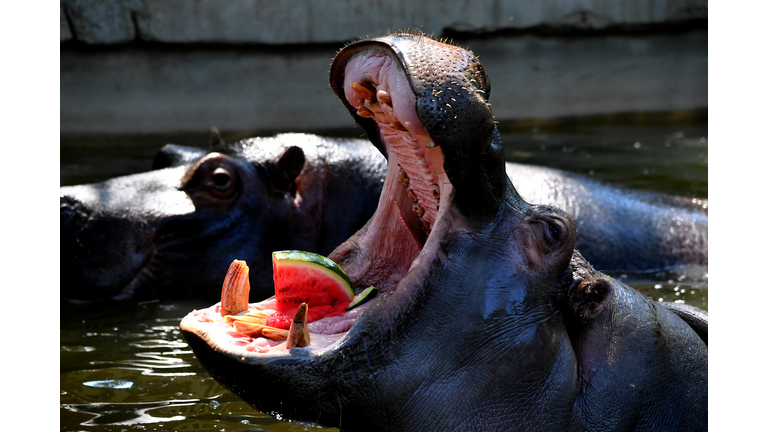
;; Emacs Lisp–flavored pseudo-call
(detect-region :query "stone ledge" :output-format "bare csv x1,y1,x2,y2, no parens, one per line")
61,0,708,45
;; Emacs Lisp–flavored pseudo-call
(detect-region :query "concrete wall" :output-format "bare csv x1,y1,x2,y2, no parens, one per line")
60,0,708,135
60,0,707,44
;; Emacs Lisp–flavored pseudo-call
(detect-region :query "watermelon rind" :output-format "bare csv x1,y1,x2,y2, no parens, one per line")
348,285,378,310
272,250,354,299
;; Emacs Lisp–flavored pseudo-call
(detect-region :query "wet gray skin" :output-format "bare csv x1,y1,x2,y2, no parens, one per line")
180,34,707,431
60,132,706,308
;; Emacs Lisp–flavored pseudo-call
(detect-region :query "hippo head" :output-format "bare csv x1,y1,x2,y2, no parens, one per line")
60,133,383,306
180,34,706,430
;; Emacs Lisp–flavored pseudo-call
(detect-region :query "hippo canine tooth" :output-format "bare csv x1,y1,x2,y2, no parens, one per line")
220,260,251,317
286,303,311,348
350,81,376,101
426,140,437,148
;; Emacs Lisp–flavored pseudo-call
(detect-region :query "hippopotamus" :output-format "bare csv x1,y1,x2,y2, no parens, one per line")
180,34,707,431
61,133,385,305
61,133,707,306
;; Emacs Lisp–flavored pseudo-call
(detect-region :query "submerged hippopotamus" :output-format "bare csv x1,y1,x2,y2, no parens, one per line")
61,133,384,305
180,34,707,431
61,135,707,306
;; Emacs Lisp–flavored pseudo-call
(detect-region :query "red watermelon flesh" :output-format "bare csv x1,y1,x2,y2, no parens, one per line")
265,252,354,330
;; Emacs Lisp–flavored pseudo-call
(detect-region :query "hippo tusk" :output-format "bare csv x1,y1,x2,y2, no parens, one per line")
286,303,311,348
220,260,251,317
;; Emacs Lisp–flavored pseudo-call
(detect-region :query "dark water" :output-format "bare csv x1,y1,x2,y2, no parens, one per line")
60,124,707,431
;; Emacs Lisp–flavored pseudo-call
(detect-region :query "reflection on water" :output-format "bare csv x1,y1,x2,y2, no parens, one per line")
60,123,707,431
61,299,337,431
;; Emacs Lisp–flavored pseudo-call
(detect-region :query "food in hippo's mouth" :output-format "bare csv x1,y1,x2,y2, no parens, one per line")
213,251,379,350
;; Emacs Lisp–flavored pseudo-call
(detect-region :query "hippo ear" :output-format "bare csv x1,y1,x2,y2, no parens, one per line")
210,127,225,148
568,278,613,323
271,146,306,192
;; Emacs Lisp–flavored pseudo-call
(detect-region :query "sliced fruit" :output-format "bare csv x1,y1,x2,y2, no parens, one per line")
232,321,286,339
348,286,378,310
266,251,355,329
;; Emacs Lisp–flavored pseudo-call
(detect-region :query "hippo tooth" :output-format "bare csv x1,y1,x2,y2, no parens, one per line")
407,187,418,202
365,100,383,113
412,202,425,217
397,166,410,185
426,140,437,148
220,260,251,317
431,184,440,199
286,303,311,348
390,121,408,132
356,107,374,118
420,219,431,235
351,81,376,101
377,90,393,106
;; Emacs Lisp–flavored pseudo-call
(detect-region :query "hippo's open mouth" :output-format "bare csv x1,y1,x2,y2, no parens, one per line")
180,34,503,357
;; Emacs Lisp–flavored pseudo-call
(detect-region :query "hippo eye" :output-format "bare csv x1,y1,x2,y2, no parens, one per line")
207,166,236,198
531,213,570,254
181,153,241,205
548,223,560,242
542,219,563,249
212,168,232,188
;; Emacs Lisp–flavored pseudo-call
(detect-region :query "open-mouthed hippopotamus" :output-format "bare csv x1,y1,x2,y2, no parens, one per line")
61,134,707,306
180,34,707,431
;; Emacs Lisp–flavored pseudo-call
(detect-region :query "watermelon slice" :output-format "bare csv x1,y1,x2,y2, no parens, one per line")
266,250,355,329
